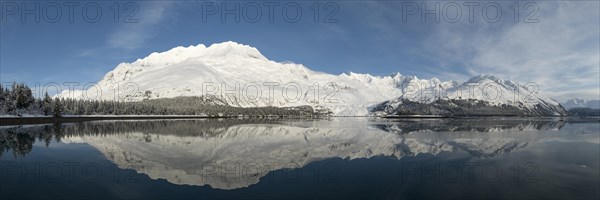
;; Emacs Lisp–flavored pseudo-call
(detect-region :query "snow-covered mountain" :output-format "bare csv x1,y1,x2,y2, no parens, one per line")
59,41,566,116
562,98,600,109
371,75,567,116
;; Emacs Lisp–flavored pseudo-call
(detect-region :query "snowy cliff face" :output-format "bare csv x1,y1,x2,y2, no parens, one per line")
60,119,565,189
58,41,565,116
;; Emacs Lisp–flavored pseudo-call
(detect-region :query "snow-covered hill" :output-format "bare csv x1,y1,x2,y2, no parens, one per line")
59,41,566,116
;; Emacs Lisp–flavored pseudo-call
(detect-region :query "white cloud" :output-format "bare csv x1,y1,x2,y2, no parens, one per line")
107,1,174,50
425,1,599,100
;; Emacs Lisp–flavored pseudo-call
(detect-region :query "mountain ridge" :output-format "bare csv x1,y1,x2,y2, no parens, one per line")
59,41,567,116
562,98,600,109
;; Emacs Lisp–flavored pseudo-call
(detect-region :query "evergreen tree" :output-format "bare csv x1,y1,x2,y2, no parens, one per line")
0,84,4,112
2,87,9,112
42,93,53,115
0,84,4,100
13,83,34,109
4,84,16,115
53,98,63,117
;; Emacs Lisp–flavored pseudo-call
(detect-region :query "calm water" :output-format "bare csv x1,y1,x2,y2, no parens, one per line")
0,118,599,199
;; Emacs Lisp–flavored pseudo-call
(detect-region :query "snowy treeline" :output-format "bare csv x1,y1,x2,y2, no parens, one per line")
0,83,56,116
0,83,321,117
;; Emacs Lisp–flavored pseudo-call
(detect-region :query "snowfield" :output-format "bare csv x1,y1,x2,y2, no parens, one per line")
58,41,565,116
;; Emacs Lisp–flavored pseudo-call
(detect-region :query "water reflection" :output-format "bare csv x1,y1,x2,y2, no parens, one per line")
0,118,597,190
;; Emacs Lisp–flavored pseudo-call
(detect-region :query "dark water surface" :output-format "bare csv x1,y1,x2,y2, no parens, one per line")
0,118,598,199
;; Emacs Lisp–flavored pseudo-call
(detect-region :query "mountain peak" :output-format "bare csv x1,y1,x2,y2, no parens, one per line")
129,41,266,67
467,74,502,82
389,72,403,78
205,41,266,60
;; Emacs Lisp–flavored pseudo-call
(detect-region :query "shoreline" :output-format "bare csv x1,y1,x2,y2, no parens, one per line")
1,115,596,126
0,116,230,126
0,115,326,126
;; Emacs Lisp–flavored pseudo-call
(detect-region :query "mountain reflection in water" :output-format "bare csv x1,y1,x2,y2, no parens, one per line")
0,118,596,190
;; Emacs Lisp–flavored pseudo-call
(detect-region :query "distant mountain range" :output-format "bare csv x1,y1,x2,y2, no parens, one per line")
59,41,568,116
562,98,600,109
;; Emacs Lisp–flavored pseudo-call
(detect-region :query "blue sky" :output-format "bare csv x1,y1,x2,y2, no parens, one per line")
1,0,599,101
